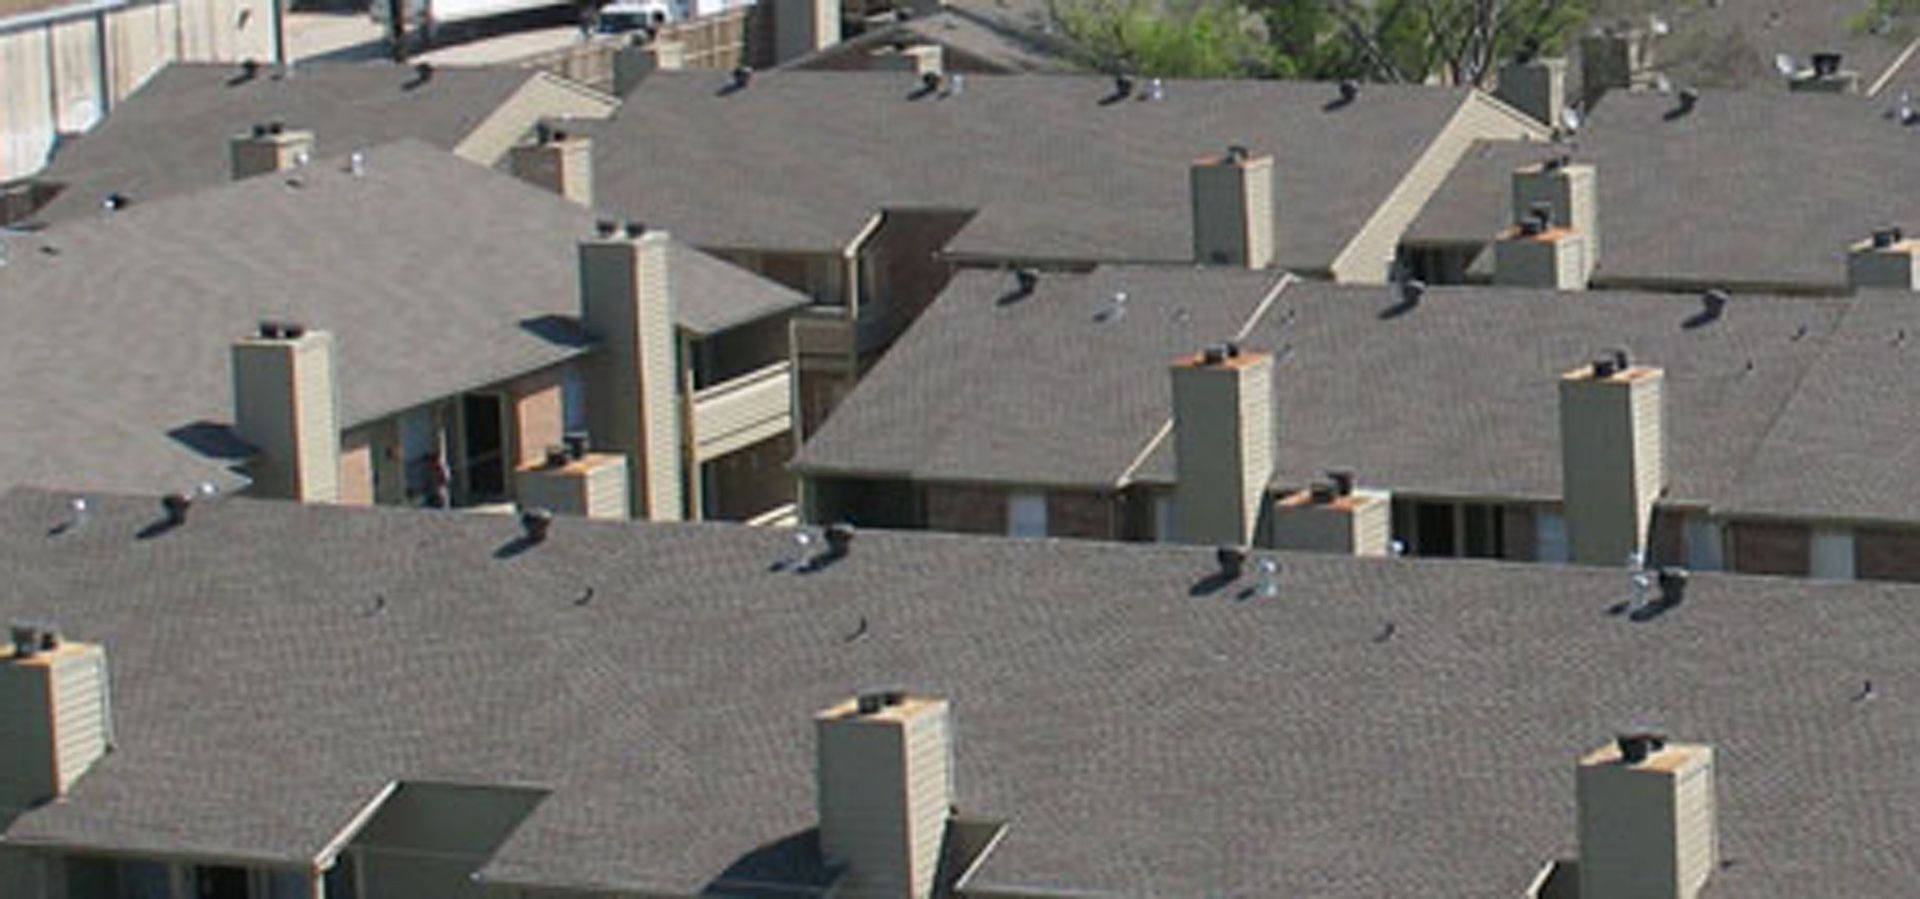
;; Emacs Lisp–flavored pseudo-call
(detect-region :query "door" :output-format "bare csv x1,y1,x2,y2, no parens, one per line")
460,393,508,502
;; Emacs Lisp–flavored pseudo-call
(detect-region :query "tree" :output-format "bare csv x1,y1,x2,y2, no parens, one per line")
1052,0,1286,78
1318,0,1589,87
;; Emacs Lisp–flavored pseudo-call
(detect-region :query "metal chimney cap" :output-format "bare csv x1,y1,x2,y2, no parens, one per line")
1616,731,1667,765
1812,52,1843,77
1591,347,1631,378
1872,225,1904,248
594,219,620,238
8,622,42,659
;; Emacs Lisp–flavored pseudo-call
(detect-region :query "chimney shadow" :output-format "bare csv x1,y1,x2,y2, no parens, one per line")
1681,308,1721,330
1188,571,1235,597
795,549,846,574
494,535,539,559
1321,96,1356,112
909,83,941,101
702,828,838,896
519,314,592,348
168,420,257,461
1377,298,1421,320
994,286,1034,307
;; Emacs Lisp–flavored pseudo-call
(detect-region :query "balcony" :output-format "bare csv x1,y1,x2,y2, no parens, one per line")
690,360,793,463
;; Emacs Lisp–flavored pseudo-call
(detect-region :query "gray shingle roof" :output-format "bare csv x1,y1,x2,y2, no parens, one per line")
30,62,539,224
0,140,802,496
590,71,1481,269
1405,90,1920,290
797,269,1843,508
1,488,1918,897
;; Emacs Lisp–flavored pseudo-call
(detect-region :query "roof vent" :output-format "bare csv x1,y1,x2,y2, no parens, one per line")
948,73,965,97
1399,278,1427,306
1873,225,1904,248
101,193,129,212
1215,544,1247,579
1113,72,1135,98
1615,730,1666,765
921,70,943,93
1701,288,1729,318
823,521,855,560
1657,566,1689,606
1674,87,1699,114
731,65,754,89
161,492,193,526
520,506,554,543
238,58,260,81
1812,52,1843,78
1338,79,1359,104
1013,267,1038,295
414,61,434,82
1591,347,1630,378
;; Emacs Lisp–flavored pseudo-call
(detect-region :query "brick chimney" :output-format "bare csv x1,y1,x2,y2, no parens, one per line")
1171,344,1274,546
1846,226,1919,290
1559,351,1665,566
229,122,314,181
510,127,593,208
1513,158,1599,279
1577,734,1717,899
232,323,341,503
1269,474,1390,556
816,692,953,899
874,43,943,77
1190,146,1275,269
0,626,112,811
578,223,682,521
1579,31,1645,105
1496,57,1566,129
771,0,841,64
613,38,686,95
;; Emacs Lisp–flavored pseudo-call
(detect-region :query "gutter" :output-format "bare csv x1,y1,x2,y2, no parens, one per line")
0,0,127,35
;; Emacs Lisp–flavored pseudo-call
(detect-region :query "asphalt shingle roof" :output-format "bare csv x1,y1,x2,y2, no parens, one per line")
1,488,1917,897
1405,90,1920,290
797,269,1843,508
30,62,539,224
591,71,1485,270
0,141,802,496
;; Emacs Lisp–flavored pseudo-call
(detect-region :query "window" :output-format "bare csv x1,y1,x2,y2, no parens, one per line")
190,865,248,899
1414,502,1456,557
1008,492,1048,538
1462,504,1504,559
1536,511,1569,563
1810,528,1855,580
1682,515,1723,571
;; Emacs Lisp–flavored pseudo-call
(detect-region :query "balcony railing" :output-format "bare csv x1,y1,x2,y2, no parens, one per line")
690,360,792,462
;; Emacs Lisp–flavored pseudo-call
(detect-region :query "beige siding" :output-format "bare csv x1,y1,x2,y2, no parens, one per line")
453,72,617,167
0,653,57,809
105,4,173,99
0,27,57,181
690,361,792,462
1332,91,1549,283
48,17,105,132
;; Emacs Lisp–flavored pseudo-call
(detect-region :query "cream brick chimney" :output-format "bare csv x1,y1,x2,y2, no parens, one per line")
816,692,953,899
230,122,314,181
0,626,112,811
1269,474,1390,556
1559,351,1665,566
1190,146,1275,269
772,0,841,64
510,127,593,208
1496,57,1566,129
1846,227,1919,290
1494,208,1587,290
578,222,682,521
1513,158,1599,279
613,38,686,95
1577,734,1717,899
232,323,341,503
873,44,944,77
1579,31,1645,104
1171,344,1273,546
514,449,631,520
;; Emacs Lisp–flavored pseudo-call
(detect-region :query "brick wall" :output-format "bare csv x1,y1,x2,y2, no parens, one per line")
338,428,376,507
1728,521,1811,577
924,483,1006,535
511,367,567,470
1048,490,1118,540
1856,528,1920,583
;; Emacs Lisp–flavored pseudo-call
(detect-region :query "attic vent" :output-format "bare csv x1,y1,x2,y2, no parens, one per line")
1615,730,1666,765
238,59,260,80
823,521,855,561
1338,79,1359,103
1113,73,1134,98
1591,347,1630,378
161,491,193,526
921,70,943,93
1873,225,1904,248
101,193,129,212
1674,87,1699,114
731,65,754,89
1399,278,1427,306
414,62,434,82
1701,288,1729,318
1013,267,1038,295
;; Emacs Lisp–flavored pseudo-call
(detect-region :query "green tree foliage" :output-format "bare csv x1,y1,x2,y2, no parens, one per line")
1053,0,1285,77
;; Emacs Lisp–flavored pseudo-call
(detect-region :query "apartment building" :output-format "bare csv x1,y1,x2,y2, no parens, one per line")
793,259,1920,581
10,60,617,226
0,487,1910,896
1402,84,1920,293
0,139,809,523
584,69,1549,428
